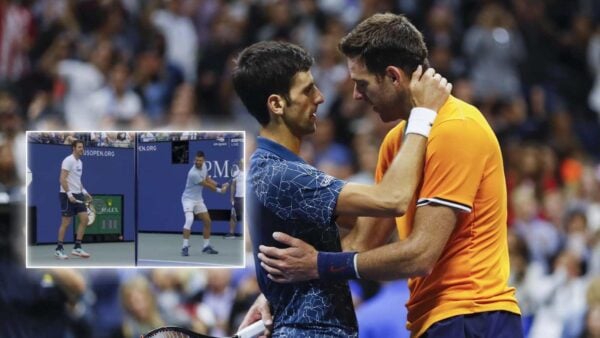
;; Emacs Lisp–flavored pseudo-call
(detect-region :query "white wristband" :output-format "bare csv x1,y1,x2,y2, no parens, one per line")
216,188,222,193
405,107,437,137
67,191,73,198
353,253,361,279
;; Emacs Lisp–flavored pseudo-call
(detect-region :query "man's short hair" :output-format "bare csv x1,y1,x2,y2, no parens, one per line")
339,13,429,77
196,151,205,158
71,140,84,148
232,41,314,126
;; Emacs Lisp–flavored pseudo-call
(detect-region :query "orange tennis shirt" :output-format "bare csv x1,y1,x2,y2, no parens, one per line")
375,96,521,337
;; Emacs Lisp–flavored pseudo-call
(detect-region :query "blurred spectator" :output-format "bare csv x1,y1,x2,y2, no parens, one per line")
312,116,353,179
0,91,24,201
512,183,562,270
0,200,90,337
463,3,525,101
508,230,540,335
162,83,201,130
356,280,410,338
0,0,34,81
583,277,600,338
193,270,236,337
41,36,114,129
228,264,260,334
132,33,183,122
120,275,165,338
113,132,133,147
312,34,348,117
528,251,589,338
149,0,198,83
589,24,600,120
139,131,156,142
196,8,243,119
88,61,148,130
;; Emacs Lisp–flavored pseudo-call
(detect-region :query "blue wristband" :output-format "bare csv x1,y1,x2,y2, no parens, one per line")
317,251,358,280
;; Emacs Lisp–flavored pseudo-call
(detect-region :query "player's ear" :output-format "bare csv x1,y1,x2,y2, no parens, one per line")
267,94,285,117
385,66,406,87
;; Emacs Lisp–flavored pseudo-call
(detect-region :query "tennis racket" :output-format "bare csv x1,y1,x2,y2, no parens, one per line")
74,196,103,226
230,203,237,221
142,320,265,338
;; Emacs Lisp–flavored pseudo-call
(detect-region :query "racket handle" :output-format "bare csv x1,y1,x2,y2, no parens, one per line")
235,320,265,338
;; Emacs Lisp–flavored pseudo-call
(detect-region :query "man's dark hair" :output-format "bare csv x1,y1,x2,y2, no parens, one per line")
339,13,429,77
232,41,314,126
196,151,205,158
71,140,83,149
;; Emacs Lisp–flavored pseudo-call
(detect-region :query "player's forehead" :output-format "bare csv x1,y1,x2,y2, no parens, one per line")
289,70,314,91
347,57,373,82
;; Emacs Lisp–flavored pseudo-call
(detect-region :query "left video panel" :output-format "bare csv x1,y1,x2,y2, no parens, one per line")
26,132,136,267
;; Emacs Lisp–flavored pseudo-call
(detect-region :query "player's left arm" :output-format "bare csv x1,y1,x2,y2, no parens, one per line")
80,184,92,201
354,204,456,280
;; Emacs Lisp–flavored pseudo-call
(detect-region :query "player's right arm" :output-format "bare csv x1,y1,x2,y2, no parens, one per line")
60,169,77,203
335,67,451,217
237,293,273,337
199,176,229,194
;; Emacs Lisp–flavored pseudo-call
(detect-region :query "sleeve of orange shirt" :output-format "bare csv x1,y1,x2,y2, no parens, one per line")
417,118,488,212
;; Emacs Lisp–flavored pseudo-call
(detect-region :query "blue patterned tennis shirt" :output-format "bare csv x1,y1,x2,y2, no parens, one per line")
248,137,358,337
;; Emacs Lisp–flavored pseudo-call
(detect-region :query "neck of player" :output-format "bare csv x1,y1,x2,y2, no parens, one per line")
260,125,302,155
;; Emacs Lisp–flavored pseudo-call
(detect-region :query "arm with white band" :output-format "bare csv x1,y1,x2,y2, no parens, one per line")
334,106,437,218
405,107,437,137
317,107,436,280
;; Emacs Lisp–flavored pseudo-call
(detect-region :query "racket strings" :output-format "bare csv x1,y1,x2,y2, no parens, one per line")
144,329,195,338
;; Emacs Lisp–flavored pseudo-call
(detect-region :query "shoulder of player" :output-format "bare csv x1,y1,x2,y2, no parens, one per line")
381,120,407,146
428,116,497,160
62,154,75,164
250,153,317,183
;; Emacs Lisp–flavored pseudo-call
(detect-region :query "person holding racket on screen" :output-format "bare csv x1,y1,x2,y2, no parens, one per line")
181,150,229,256
232,40,450,336
55,139,92,259
225,158,244,239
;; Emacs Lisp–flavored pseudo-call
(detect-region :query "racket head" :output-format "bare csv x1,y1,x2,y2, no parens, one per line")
143,320,266,338
86,202,96,225
142,326,221,338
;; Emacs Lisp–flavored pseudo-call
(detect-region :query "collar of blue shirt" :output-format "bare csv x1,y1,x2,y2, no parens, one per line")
256,136,306,163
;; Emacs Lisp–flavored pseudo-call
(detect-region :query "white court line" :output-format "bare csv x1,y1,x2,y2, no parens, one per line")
137,259,238,267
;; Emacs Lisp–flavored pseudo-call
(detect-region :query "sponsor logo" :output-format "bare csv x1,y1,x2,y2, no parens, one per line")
98,207,119,214
138,145,157,151
84,150,116,157
205,160,234,178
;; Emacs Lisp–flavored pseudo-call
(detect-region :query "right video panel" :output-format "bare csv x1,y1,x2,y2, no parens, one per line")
136,131,245,267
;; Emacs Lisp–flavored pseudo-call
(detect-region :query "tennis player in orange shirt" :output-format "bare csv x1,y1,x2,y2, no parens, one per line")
250,13,523,338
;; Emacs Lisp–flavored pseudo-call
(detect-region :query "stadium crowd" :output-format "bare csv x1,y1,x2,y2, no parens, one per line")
0,0,600,337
